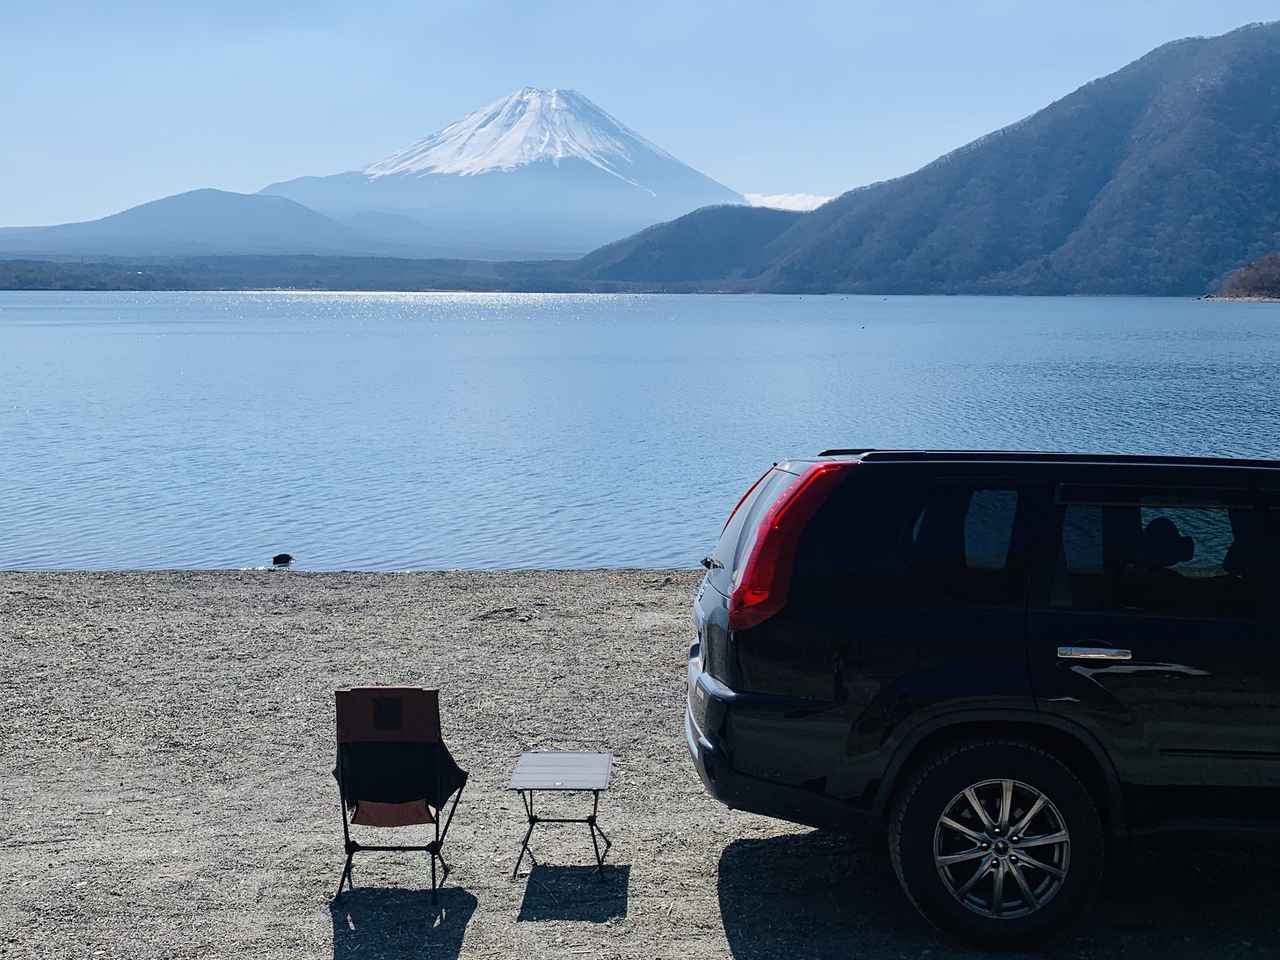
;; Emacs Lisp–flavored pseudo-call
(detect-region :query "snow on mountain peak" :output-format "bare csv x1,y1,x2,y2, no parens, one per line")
363,88,676,186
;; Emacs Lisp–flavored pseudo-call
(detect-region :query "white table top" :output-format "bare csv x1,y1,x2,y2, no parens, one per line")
510,751,613,791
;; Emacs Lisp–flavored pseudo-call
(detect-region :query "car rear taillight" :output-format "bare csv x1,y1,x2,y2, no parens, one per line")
722,468,771,532
728,461,855,632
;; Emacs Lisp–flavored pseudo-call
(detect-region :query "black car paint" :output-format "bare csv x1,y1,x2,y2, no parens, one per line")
685,455,1280,835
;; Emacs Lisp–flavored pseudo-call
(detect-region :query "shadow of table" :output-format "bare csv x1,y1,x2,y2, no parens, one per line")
517,863,631,923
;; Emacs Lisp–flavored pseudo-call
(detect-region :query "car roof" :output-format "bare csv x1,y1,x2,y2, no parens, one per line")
809,449,1280,471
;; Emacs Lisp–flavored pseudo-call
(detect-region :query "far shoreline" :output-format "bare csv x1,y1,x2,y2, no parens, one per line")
0,286,1226,298
1204,294,1280,303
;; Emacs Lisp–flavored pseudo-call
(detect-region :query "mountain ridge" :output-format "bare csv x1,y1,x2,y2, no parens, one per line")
611,21,1280,295
0,89,743,261
0,189,382,258
5,25,1280,292
260,87,743,256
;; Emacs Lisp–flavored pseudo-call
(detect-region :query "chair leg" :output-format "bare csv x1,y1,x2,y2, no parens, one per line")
336,775,356,900
335,851,354,900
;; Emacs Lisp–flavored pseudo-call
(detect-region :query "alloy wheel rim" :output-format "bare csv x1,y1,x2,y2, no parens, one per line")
933,778,1071,919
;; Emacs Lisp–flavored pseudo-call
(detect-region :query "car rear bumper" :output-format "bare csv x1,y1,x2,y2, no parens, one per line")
684,653,876,833
684,698,727,794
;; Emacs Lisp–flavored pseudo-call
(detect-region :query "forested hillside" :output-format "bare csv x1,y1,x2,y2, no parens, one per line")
1219,252,1280,298
580,23,1280,295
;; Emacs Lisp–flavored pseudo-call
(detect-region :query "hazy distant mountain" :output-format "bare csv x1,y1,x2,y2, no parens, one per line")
587,22,1280,294
0,189,376,257
10,25,1280,293
260,87,744,257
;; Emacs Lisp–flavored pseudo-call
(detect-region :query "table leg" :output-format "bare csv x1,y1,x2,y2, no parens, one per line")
587,789,612,877
512,789,538,878
511,786,611,879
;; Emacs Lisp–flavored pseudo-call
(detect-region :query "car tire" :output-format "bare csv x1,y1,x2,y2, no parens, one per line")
888,739,1104,947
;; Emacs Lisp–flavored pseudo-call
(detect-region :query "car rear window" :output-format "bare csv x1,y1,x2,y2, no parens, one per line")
792,474,1027,609
711,467,797,581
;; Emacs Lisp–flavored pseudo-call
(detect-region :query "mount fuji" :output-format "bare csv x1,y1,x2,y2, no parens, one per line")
261,87,744,257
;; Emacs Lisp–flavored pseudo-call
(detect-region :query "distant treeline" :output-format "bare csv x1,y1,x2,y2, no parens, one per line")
4,248,1278,298
0,254,757,294
0,256,571,293
1219,253,1280,299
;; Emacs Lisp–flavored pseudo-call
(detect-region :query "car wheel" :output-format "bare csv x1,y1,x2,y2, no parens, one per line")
888,740,1104,946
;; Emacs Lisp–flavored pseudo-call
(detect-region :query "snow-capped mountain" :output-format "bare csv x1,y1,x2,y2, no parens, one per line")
261,87,744,257
364,88,677,184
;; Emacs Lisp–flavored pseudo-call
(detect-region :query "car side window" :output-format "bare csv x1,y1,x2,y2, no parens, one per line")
1052,487,1260,620
794,479,1025,609
964,489,1019,569
911,485,1024,606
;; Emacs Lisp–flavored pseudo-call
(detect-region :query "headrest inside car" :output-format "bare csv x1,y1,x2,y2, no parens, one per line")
1139,517,1194,567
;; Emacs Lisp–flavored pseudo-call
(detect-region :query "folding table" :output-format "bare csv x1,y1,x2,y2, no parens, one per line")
510,751,613,877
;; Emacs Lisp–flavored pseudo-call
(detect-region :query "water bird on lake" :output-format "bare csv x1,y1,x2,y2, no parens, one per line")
272,553,294,567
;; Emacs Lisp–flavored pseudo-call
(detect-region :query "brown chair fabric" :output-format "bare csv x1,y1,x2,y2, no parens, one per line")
335,687,443,744
350,800,438,828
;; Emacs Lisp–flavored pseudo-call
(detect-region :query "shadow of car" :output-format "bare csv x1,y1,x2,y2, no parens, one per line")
717,828,1280,958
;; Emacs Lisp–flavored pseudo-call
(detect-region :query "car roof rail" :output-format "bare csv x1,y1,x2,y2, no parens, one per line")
828,449,1280,469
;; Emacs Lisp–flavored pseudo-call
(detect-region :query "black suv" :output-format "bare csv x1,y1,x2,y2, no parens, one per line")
686,449,1280,944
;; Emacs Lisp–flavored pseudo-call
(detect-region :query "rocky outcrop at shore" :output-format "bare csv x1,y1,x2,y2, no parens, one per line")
1219,252,1280,300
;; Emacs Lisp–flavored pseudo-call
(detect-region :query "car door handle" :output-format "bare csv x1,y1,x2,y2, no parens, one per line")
1057,645,1132,661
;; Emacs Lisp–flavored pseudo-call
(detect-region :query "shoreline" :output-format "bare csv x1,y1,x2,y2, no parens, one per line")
0,284,1226,297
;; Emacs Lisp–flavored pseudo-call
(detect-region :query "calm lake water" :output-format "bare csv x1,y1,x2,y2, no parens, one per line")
2,291,1278,570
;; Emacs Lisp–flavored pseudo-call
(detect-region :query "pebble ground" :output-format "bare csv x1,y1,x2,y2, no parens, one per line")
2,571,1276,959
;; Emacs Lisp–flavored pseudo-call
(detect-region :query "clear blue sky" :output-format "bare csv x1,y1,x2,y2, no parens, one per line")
2,1,1276,225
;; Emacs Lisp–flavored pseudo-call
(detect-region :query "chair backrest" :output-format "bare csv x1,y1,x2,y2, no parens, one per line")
336,687,443,745
334,687,467,810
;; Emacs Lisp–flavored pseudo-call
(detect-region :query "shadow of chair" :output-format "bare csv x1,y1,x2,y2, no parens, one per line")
517,864,631,923
331,886,476,960
718,828,1280,959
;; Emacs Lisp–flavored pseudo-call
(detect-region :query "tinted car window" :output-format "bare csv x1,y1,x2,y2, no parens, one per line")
1052,489,1261,619
911,485,1023,605
793,477,1024,609
963,489,1019,570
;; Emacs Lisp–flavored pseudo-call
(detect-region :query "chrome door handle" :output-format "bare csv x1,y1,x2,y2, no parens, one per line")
1057,646,1132,661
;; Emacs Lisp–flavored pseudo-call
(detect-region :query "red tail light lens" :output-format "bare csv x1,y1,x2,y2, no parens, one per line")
728,461,855,632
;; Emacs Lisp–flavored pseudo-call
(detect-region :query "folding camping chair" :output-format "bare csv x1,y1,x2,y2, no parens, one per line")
333,687,468,901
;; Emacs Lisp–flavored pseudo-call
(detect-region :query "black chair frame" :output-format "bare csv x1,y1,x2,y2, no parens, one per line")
334,762,468,903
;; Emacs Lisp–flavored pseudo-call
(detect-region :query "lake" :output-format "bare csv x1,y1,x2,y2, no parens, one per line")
2,291,1278,570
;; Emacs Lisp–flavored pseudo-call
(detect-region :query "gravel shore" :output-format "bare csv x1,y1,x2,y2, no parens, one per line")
3,571,1278,959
